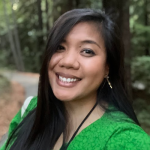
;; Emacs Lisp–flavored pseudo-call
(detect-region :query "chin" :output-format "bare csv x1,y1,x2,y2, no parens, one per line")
53,91,74,102
56,97,74,102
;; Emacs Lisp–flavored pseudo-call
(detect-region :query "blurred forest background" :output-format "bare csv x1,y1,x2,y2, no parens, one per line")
0,0,150,134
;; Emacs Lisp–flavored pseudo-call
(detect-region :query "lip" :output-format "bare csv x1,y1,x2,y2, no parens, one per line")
56,73,81,88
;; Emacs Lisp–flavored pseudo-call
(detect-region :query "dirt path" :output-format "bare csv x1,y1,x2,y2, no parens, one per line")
0,81,25,146
0,71,39,147
1,71,39,99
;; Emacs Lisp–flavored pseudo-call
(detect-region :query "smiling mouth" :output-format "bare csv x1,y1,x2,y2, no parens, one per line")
58,75,80,83
56,73,81,84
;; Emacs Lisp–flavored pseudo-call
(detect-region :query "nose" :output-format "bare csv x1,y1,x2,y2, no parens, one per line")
59,50,80,70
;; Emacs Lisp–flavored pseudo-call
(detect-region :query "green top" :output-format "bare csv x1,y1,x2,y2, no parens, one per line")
1,96,150,150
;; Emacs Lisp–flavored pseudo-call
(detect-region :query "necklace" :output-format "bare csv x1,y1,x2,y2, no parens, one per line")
60,102,98,150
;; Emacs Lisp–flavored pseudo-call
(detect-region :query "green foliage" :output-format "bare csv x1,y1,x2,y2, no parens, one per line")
133,98,150,134
132,56,150,94
132,56,150,133
130,0,150,56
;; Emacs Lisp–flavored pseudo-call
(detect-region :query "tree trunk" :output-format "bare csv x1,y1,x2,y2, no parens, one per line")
10,0,25,71
36,0,44,70
75,0,80,7
2,0,21,71
37,0,43,31
60,0,74,14
52,0,82,23
45,0,49,32
144,0,149,55
121,0,132,100
102,0,132,100
37,0,43,47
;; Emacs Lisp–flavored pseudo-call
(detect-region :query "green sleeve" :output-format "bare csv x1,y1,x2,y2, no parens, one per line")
0,96,37,150
105,125,150,150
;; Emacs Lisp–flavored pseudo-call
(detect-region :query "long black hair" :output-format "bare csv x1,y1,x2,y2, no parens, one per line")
6,8,139,150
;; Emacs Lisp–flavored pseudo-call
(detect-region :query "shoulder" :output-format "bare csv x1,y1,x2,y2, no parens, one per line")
21,96,37,119
105,123,150,150
10,96,37,132
104,110,150,150
0,96,37,150
9,96,37,131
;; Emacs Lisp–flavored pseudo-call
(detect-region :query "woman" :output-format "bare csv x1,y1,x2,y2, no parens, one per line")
1,9,150,150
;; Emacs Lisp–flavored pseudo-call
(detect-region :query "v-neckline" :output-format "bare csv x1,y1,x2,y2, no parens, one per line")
60,109,107,150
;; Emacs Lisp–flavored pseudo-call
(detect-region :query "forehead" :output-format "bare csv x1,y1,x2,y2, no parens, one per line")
63,22,103,42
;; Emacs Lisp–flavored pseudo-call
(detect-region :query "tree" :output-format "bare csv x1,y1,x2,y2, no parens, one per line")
52,0,92,22
102,0,132,99
2,0,24,71
130,0,150,57
144,0,149,55
10,0,24,71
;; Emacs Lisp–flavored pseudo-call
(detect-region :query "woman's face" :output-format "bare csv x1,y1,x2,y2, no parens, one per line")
48,22,109,103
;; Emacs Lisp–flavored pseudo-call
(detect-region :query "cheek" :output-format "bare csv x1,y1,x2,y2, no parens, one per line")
48,54,61,85
83,57,107,78
84,59,107,90
49,53,62,69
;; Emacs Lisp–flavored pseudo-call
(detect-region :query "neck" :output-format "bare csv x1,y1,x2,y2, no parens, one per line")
64,96,97,119
63,95,106,129
62,96,105,143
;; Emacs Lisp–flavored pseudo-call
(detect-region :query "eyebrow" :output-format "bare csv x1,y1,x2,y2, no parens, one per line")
81,40,101,49
81,40,101,48
61,39,101,49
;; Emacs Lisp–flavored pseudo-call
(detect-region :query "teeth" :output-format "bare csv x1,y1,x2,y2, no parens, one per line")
63,78,66,82
67,78,70,82
59,75,78,83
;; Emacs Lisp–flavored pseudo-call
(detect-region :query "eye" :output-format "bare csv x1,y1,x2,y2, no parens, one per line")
81,49,95,56
56,45,65,52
